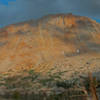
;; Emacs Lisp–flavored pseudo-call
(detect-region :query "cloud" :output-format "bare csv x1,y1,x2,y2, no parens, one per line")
0,0,100,28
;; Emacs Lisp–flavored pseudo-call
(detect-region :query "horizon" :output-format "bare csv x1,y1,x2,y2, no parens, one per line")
0,0,100,28
0,13,100,28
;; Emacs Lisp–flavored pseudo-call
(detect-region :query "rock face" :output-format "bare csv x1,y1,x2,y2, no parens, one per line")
0,13,100,74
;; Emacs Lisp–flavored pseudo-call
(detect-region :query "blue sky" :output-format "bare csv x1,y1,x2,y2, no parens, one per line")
95,19,100,23
0,0,16,5
0,0,100,28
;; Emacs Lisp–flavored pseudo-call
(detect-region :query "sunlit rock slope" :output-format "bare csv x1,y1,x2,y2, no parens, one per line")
0,13,100,77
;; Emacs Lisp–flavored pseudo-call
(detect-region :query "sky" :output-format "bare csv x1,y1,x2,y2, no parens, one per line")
0,0,100,28
0,0,16,5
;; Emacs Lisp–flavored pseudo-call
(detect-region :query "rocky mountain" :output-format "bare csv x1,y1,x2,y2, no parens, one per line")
0,13,100,77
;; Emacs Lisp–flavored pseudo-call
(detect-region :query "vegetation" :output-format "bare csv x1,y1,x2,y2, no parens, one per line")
0,68,99,100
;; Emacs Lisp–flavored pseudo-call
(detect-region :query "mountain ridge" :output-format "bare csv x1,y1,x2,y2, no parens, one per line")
0,13,100,76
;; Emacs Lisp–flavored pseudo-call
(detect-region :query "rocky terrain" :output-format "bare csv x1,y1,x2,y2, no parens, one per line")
0,13,100,99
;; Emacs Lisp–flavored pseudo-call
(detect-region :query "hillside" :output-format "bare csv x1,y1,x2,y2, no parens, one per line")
0,13,100,76
0,13,100,99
